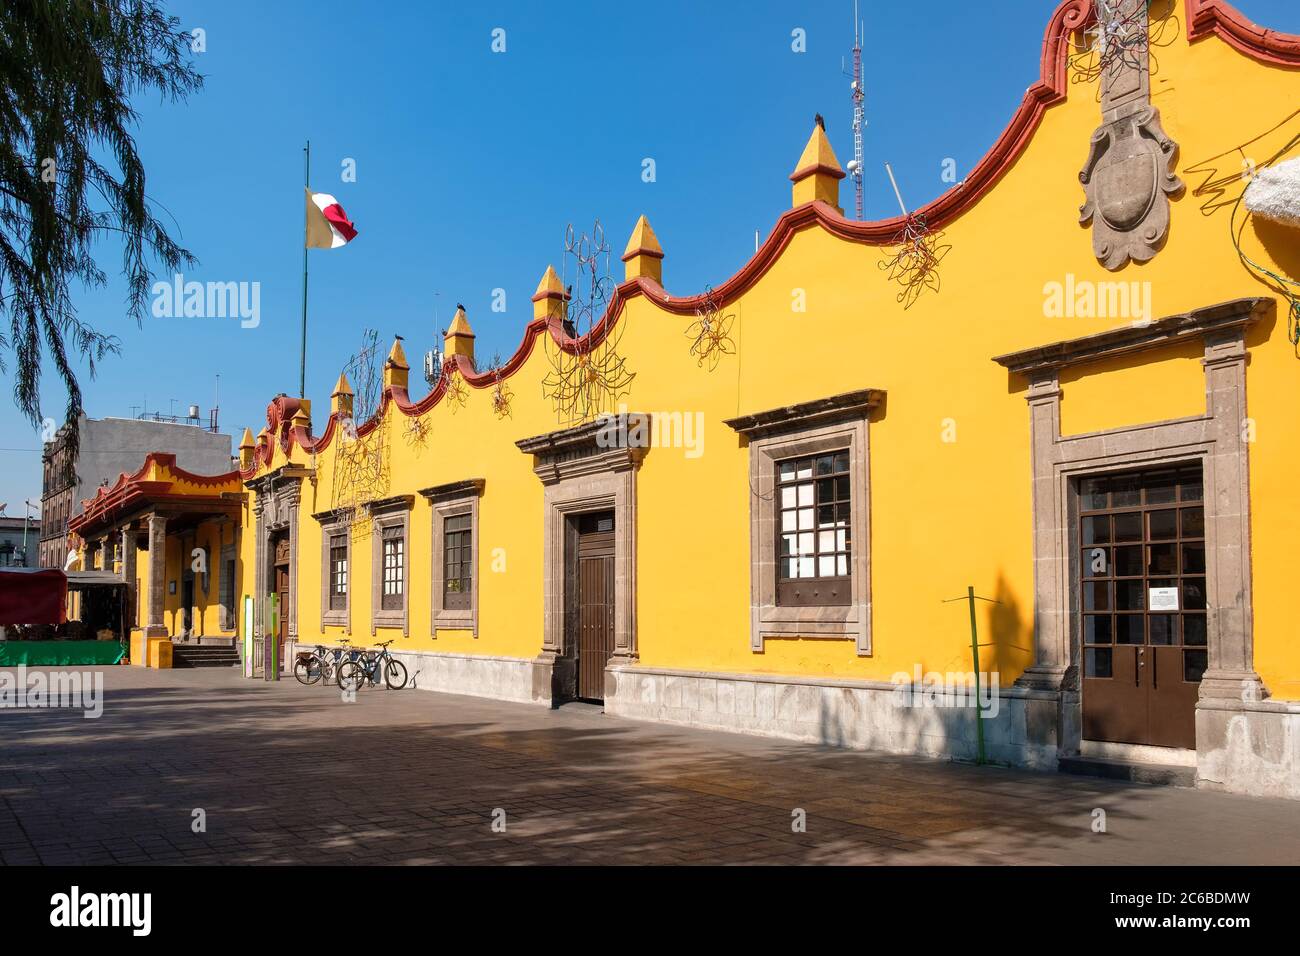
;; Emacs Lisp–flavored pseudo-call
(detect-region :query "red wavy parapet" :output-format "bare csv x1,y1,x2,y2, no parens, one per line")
70,453,241,535
248,0,1300,473
1186,0,1300,65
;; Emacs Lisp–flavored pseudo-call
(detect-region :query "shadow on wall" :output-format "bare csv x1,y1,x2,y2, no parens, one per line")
812,570,1030,759
987,571,1031,684
1250,209,1300,282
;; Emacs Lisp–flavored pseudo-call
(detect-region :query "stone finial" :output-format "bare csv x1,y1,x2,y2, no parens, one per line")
331,372,354,419
384,337,410,390
443,304,476,362
621,215,664,284
531,265,570,322
238,427,256,469
290,405,311,432
790,117,845,211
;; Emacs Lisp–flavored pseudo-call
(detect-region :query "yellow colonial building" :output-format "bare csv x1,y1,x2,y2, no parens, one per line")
87,1,1300,798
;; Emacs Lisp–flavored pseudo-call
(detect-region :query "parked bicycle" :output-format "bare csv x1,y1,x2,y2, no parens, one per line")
293,639,354,686
337,640,408,691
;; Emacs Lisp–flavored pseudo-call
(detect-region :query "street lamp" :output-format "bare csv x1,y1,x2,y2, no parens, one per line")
21,499,36,567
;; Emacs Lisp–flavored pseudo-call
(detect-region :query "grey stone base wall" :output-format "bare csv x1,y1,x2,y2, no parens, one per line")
381,653,1300,799
1196,699,1300,800
605,665,1061,770
389,650,545,705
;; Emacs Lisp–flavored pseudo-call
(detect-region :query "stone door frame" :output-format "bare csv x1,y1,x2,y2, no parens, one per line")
994,298,1269,758
245,465,311,679
517,415,647,704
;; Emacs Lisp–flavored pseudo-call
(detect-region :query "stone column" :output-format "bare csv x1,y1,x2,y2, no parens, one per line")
120,525,138,631
144,513,168,638
250,486,268,679
1016,369,1070,691
1198,329,1266,701
608,460,639,667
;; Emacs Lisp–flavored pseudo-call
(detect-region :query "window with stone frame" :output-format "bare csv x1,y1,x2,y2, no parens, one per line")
368,497,413,634
381,526,404,611
442,514,472,610
314,514,352,629
328,534,348,611
724,390,880,655
776,450,852,607
421,479,483,638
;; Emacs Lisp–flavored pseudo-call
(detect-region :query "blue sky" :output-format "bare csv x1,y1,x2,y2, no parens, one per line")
2,0,1298,516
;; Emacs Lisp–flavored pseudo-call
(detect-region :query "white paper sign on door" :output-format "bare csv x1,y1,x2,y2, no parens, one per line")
1149,587,1179,611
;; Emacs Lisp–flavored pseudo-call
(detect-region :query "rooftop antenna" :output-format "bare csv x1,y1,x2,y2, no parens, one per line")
884,162,908,216
843,1,866,220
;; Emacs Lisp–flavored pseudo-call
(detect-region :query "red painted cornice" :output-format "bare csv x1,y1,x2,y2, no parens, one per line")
70,452,240,536
1186,0,1300,65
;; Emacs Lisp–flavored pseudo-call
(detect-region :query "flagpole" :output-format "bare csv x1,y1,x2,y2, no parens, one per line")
300,140,310,398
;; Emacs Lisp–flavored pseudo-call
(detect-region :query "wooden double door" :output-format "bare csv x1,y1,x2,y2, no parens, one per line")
574,512,615,702
1079,466,1206,750
264,531,290,678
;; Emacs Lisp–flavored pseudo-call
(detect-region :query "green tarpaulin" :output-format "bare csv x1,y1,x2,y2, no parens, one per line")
0,641,126,666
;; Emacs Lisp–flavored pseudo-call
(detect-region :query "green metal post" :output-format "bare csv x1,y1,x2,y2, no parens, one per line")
967,585,986,765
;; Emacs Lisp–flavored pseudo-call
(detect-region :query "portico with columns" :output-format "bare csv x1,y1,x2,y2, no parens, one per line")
68,453,245,664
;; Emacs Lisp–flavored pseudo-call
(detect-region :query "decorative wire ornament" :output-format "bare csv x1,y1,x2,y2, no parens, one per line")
488,352,513,419
878,212,950,309
687,286,736,370
1066,0,1178,94
331,328,389,539
445,371,469,412
541,219,635,424
403,415,431,451
878,163,950,309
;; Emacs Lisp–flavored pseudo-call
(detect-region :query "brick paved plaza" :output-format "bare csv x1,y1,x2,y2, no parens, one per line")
0,666,1296,865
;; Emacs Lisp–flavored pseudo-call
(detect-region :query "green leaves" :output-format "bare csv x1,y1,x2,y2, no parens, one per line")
0,0,203,455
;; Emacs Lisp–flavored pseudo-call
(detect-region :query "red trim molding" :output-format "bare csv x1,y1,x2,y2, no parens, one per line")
70,452,241,537
620,246,664,262
1186,0,1300,66
789,162,847,183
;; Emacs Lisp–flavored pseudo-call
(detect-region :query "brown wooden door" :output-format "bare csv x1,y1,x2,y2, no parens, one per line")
1079,466,1206,749
576,512,615,702
275,565,289,671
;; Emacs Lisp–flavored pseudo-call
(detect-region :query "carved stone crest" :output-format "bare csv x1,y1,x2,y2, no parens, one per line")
1078,0,1182,269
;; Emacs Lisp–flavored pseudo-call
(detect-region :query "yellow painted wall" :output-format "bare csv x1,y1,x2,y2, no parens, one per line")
244,5,1300,700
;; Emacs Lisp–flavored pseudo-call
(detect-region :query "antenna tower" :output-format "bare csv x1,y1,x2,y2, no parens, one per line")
848,2,866,219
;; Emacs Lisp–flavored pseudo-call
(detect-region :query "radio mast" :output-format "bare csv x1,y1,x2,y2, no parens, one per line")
846,1,866,219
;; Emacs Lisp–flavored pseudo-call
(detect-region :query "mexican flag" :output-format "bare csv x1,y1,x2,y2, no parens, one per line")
305,189,358,248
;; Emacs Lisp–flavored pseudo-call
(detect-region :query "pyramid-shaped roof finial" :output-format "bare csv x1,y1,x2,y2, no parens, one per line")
789,116,845,211
622,215,665,283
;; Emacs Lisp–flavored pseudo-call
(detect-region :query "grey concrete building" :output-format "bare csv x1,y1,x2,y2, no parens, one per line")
0,515,40,567
39,414,233,569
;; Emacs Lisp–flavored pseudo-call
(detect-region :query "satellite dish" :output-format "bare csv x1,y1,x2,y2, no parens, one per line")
846,160,860,174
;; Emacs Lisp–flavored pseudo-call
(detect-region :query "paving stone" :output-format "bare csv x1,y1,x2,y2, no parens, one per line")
0,665,1296,865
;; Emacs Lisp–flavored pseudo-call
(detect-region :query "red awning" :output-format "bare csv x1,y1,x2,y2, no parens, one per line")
0,568,68,626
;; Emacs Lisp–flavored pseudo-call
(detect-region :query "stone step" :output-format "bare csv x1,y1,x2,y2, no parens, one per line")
171,646,241,668
1058,755,1195,788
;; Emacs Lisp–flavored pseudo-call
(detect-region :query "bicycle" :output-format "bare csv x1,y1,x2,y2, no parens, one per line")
293,639,353,686
337,640,408,691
